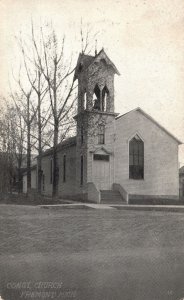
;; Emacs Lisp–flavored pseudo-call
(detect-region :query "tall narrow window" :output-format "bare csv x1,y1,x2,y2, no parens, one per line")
98,125,105,144
84,92,87,110
93,84,101,110
42,174,45,191
50,159,53,184
63,155,66,182
80,155,83,186
102,86,109,111
129,135,144,179
81,126,84,144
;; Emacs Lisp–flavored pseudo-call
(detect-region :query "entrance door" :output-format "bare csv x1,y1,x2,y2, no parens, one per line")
93,159,110,190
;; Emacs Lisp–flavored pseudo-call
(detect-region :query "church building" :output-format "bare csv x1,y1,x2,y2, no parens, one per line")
40,49,181,203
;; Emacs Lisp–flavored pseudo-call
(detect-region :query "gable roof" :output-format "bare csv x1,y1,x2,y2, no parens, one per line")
74,48,120,80
179,166,184,174
116,107,182,144
42,136,76,158
92,49,120,75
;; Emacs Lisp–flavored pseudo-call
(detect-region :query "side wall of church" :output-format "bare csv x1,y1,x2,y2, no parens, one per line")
41,145,77,198
41,155,53,196
115,110,179,198
58,145,77,198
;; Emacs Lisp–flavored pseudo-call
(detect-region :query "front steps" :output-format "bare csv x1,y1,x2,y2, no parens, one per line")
100,190,126,204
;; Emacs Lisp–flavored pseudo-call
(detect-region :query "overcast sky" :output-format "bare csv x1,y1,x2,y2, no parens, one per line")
0,0,184,165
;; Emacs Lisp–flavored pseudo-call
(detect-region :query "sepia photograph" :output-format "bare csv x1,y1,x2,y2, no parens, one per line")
0,0,184,299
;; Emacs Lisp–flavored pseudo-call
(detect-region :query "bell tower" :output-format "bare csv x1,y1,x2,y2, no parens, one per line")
74,48,120,115
74,49,120,197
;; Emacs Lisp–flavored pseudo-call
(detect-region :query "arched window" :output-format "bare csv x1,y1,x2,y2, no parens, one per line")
129,134,144,179
83,91,87,110
93,84,101,110
102,85,109,111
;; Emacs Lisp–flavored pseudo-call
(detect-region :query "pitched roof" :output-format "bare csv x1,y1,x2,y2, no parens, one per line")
179,166,184,174
89,146,112,155
74,53,95,80
74,49,120,80
116,107,182,144
93,49,120,75
42,136,76,157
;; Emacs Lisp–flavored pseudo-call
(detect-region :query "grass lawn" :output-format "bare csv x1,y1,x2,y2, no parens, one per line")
0,205,184,300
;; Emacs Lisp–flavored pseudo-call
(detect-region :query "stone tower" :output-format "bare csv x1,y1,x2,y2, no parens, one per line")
74,49,120,198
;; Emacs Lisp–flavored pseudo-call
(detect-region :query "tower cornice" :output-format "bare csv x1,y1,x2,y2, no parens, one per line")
73,110,119,120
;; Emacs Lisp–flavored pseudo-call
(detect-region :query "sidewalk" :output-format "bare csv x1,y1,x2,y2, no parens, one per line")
39,202,184,212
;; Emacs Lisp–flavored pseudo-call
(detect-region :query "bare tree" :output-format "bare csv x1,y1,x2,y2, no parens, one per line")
9,22,97,197
0,104,22,192
10,76,37,193
7,104,27,192
31,25,78,197
18,37,50,193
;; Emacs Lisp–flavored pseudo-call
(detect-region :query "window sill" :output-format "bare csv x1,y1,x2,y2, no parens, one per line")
129,178,144,181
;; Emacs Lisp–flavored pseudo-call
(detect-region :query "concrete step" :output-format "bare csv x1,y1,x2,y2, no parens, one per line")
100,190,126,204
101,191,122,195
101,196,123,200
101,190,120,194
101,193,121,197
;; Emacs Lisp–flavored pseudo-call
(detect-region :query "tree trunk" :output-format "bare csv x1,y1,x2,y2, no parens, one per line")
27,95,31,194
37,154,42,194
52,119,59,197
27,121,31,194
17,156,22,193
37,90,42,194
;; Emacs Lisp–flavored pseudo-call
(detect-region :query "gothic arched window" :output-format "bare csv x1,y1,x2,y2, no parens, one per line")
129,135,144,179
102,85,109,111
83,91,87,110
93,84,101,110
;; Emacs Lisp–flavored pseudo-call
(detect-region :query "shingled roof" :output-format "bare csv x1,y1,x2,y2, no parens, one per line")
42,136,76,157
74,49,120,80
74,53,94,81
